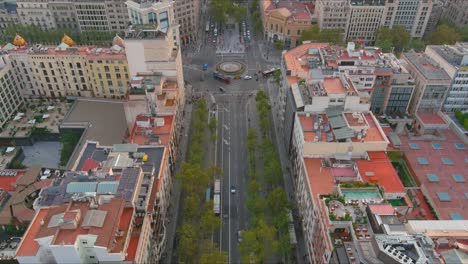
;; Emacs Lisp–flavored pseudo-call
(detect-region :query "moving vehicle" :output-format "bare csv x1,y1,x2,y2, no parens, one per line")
243,75,252,80
214,179,221,215
214,72,231,84
237,230,242,243
230,185,236,194
205,22,210,32
262,68,281,78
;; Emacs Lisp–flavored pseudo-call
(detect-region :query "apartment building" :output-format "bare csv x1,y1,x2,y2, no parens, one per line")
261,0,314,48
316,0,349,33
425,43,468,113
173,0,200,45
402,52,451,114
346,0,386,42
0,1,19,33
7,34,130,99
16,0,129,32
443,0,468,28
125,24,183,102
370,53,415,115
382,0,433,38
425,0,445,36
22,141,172,263
0,54,23,128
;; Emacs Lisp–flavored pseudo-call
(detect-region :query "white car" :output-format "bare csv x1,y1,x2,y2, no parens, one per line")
243,75,252,80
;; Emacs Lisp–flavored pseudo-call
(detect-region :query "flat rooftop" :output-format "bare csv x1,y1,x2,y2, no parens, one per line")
403,52,451,81
400,129,468,220
416,112,449,126
129,115,174,146
356,152,405,194
298,111,386,143
304,158,335,203
62,99,128,146
283,43,329,74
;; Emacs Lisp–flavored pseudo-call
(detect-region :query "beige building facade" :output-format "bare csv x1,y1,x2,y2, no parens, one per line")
7,36,130,99
261,0,314,48
443,0,468,28
0,55,24,128
16,0,129,32
173,0,200,44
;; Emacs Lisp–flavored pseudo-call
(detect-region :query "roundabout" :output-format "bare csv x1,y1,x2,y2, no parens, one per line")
215,61,246,76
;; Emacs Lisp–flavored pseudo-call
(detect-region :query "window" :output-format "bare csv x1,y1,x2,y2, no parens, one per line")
437,192,451,201
441,157,453,165
148,12,157,24
417,157,428,165
426,174,439,182
452,174,465,182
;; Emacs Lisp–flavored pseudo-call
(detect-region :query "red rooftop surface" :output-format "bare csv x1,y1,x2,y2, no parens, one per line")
417,112,449,125
264,0,312,21
356,151,405,194
304,158,335,203
283,43,329,75
323,77,347,94
129,115,174,146
400,129,468,220
16,198,131,257
0,170,24,192
81,158,100,172
368,204,396,215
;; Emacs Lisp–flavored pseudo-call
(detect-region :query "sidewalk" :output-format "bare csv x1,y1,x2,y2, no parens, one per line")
163,85,194,264
257,41,282,64
266,79,308,264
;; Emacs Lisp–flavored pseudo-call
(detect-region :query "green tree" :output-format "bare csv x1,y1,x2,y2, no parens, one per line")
59,130,82,167
375,26,410,53
267,187,290,213
247,128,257,178
209,0,231,26
178,223,200,262
239,219,278,263
232,6,247,24
200,202,221,237
407,39,426,52
427,24,461,45
200,240,228,264
300,25,343,44
274,40,284,50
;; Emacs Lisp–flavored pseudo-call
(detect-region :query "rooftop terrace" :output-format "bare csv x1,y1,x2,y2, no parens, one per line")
400,129,468,220
403,52,451,81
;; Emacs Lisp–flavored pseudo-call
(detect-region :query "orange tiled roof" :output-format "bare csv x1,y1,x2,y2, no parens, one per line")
356,151,405,194
284,43,329,74
304,158,335,203
16,198,130,257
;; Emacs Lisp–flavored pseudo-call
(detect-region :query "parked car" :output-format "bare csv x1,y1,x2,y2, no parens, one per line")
243,75,252,80
237,230,242,242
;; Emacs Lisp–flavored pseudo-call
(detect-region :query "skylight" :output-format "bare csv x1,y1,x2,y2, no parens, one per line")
450,213,463,220
426,174,439,182
417,157,429,165
432,143,442,150
437,192,451,201
455,143,465,150
452,174,465,183
409,143,419,150
441,157,453,165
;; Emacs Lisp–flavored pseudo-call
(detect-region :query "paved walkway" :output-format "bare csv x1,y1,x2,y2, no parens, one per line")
163,85,194,263
265,79,307,263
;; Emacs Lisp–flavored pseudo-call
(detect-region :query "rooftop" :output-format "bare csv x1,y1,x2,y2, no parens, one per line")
368,204,396,216
400,129,468,220
16,197,130,257
297,111,386,143
356,152,405,194
403,52,451,81
283,42,329,74
263,0,312,21
129,115,174,146
304,158,335,203
430,43,468,67
416,112,449,126
406,220,468,238
62,99,128,169
7,43,125,59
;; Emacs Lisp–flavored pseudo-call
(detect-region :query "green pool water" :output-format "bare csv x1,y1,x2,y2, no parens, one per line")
341,189,381,199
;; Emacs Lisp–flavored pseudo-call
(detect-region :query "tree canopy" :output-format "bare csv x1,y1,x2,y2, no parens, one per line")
375,25,410,53
426,24,462,45
300,25,344,44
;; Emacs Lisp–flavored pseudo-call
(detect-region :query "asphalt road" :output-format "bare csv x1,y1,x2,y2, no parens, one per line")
165,0,307,262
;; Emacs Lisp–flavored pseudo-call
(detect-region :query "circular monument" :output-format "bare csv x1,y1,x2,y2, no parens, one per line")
216,61,246,76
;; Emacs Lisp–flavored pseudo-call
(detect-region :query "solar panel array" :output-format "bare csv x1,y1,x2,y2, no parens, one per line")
0,170,17,176
117,168,140,201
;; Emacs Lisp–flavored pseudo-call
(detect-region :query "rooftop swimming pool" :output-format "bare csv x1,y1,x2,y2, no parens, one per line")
341,188,381,200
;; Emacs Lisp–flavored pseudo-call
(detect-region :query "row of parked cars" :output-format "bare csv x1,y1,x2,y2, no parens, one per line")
241,20,250,42
0,237,20,250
